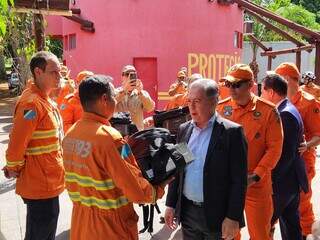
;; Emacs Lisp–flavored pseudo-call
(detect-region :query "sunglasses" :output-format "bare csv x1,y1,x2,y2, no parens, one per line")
225,80,249,89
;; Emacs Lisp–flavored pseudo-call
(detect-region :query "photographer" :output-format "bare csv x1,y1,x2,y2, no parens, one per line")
115,65,155,130
168,70,188,97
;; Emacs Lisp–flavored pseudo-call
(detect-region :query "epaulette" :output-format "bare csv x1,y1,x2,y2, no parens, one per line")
65,93,75,100
24,93,38,103
301,91,315,101
256,97,275,108
101,125,123,140
218,97,231,105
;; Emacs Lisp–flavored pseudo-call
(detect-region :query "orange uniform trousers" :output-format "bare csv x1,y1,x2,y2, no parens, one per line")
299,150,316,235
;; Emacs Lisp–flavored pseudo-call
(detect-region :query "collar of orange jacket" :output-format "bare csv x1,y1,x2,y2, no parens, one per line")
230,93,257,111
82,112,110,125
30,83,50,99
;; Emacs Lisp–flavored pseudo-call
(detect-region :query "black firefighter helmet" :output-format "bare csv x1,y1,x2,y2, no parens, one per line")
127,128,192,185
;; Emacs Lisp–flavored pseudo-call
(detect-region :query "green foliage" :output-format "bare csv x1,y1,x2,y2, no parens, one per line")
245,0,320,43
276,4,320,30
0,0,13,36
267,0,291,11
46,37,63,59
291,0,320,23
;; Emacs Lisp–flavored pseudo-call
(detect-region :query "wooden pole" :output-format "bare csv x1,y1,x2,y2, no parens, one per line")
71,8,81,14
296,52,301,72
34,14,45,51
315,41,320,85
261,45,315,57
268,56,272,71
248,35,271,52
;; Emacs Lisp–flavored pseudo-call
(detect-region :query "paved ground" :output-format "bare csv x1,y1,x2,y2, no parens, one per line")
0,82,319,239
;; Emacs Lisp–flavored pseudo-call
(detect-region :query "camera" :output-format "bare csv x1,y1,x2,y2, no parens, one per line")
129,72,137,80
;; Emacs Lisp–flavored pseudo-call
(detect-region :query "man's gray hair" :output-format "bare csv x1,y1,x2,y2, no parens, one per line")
189,78,219,99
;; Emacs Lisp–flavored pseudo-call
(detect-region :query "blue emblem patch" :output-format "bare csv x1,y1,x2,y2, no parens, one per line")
120,144,132,159
223,106,233,117
23,109,36,120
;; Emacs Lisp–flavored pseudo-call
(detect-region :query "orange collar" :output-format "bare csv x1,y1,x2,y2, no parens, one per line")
82,112,110,125
230,94,257,112
30,83,49,99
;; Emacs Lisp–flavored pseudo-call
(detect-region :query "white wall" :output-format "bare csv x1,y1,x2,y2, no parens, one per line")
242,41,316,83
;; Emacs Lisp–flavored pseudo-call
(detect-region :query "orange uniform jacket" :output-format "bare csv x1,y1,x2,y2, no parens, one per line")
164,93,188,111
168,82,187,96
300,83,320,102
217,95,283,197
62,112,164,240
60,91,83,133
5,84,65,199
56,81,75,107
291,90,320,235
291,90,320,165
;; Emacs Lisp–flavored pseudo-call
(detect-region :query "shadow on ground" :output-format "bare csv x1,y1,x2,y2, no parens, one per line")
0,83,17,117
56,230,70,240
149,226,182,240
0,123,13,134
0,179,16,195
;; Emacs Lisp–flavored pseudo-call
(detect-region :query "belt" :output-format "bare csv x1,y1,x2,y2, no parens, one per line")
183,195,204,207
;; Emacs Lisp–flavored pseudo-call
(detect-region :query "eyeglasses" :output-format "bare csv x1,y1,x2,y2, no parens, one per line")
122,71,136,77
225,80,249,89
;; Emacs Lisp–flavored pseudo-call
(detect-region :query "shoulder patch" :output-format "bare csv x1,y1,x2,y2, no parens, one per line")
118,143,132,160
223,105,233,116
23,109,37,120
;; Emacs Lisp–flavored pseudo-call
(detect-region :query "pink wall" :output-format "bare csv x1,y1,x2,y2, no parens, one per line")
46,16,63,36
46,0,243,109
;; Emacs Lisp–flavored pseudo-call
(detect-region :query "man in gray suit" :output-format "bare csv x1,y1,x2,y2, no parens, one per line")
164,79,248,240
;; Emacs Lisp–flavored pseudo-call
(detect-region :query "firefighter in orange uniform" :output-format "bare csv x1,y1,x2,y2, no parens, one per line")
51,65,75,107
168,70,188,97
60,70,94,132
217,64,283,240
218,76,257,101
63,75,168,240
274,63,320,237
2,51,65,240
300,71,320,101
164,73,203,111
